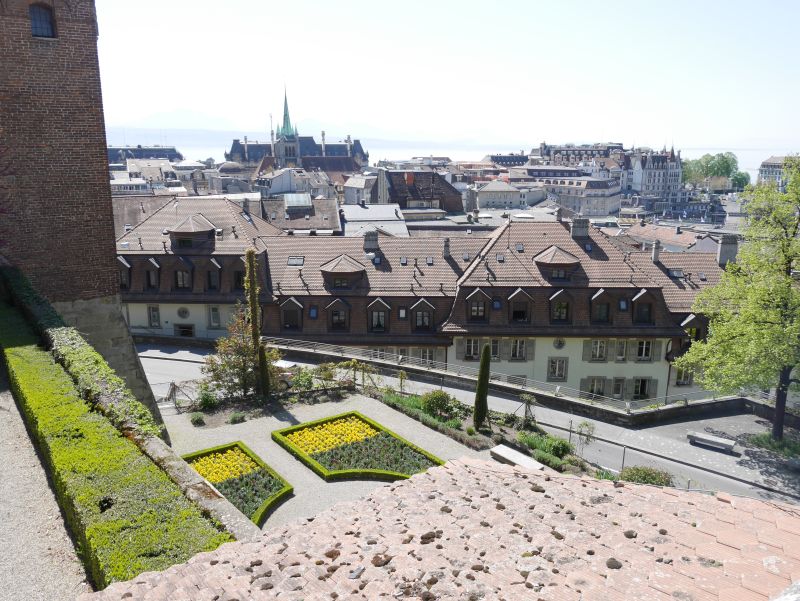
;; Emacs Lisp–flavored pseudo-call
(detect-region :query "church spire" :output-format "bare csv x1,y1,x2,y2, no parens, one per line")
280,88,294,137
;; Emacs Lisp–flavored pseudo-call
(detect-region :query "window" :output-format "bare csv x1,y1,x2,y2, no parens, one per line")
551,300,570,322
207,270,220,291
398,307,408,320
370,310,386,332
511,339,526,360
547,357,567,381
633,378,650,400
469,301,486,321
309,306,318,320
177,238,193,249
30,4,56,38
209,306,221,329
511,301,529,323
618,299,628,311
634,302,653,324
282,306,301,330
119,269,130,290
637,340,652,361
492,298,502,310
333,277,348,289
415,310,431,330
612,378,625,399
615,340,627,361
591,302,610,323
146,270,159,290
465,338,479,359
287,256,304,266
147,305,160,328
234,271,245,289
588,377,605,396
551,268,567,280
676,367,693,386
419,348,434,364
330,309,348,331
174,324,194,337
591,339,607,361
490,339,500,359
175,270,191,289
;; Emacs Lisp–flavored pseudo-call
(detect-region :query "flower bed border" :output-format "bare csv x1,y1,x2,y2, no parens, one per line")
183,441,293,527
272,410,444,482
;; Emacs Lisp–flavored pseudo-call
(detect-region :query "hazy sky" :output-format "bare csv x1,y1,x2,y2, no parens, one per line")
96,0,799,162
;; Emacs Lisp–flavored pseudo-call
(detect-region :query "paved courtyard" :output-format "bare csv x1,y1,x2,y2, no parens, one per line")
161,394,490,529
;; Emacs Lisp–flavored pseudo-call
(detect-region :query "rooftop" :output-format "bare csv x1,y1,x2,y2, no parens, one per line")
83,458,800,601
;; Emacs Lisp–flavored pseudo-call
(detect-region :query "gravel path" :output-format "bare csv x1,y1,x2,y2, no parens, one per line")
162,394,490,530
0,370,91,600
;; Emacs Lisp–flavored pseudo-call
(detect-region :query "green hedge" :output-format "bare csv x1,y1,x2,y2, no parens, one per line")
183,441,293,527
272,410,444,482
0,267,161,438
0,304,231,588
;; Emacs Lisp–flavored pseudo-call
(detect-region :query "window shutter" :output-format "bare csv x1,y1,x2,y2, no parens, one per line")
627,340,638,361
602,339,610,362
605,378,614,396
501,338,511,360
579,377,589,393
455,338,465,359
434,347,446,364
649,378,658,401
528,339,535,360
624,378,634,400
582,340,592,361
652,340,662,362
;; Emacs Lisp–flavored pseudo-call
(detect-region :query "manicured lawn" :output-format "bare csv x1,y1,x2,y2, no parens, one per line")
185,442,292,526
273,411,442,481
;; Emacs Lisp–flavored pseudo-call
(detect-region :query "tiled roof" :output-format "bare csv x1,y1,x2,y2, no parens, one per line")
168,213,216,233
261,197,342,233
319,254,366,274
479,179,519,193
626,223,707,249
111,196,173,238
116,197,282,255
82,458,800,601
262,235,490,297
533,245,581,265
633,251,724,312
384,171,463,212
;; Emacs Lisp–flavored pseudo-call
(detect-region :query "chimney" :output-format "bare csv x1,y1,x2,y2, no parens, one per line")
243,135,248,162
363,230,379,252
321,131,326,157
443,237,451,258
716,234,738,267
675,225,682,234
651,239,661,263
346,134,352,157
570,217,590,239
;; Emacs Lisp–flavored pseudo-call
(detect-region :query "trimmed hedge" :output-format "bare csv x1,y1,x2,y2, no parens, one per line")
0,266,161,438
0,304,231,588
183,441,293,527
273,410,444,482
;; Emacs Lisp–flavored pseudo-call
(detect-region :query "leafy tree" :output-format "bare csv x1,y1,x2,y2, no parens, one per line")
731,171,751,190
682,152,741,185
473,344,490,429
245,248,270,397
675,157,800,439
203,305,258,401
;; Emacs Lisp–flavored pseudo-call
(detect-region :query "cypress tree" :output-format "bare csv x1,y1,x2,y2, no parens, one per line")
244,248,270,396
473,343,490,429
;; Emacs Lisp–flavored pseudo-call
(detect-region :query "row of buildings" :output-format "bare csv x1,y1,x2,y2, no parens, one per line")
114,195,732,403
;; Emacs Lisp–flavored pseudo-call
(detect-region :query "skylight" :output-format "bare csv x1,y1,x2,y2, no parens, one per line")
287,256,304,266
516,243,524,252
426,257,434,266
496,253,505,262
669,268,684,278
400,256,408,266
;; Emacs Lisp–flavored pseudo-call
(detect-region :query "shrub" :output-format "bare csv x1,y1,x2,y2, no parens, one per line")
546,436,574,459
197,383,218,412
421,390,454,417
748,432,800,458
466,426,476,436
619,466,674,487
0,304,230,587
291,368,315,392
532,449,564,471
517,432,574,459
228,412,246,424
563,454,586,469
190,412,206,427
595,469,617,481
444,417,462,430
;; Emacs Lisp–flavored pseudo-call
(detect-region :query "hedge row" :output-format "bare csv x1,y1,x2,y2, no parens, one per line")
0,304,231,588
272,410,444,482
183,441,293,527
0,266,161,438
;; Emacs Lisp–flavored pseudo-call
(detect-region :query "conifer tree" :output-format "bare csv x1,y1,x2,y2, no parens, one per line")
473,344,490,429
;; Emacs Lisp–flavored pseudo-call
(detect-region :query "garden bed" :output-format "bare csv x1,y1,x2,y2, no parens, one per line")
184,442,293,526
272,411,443,481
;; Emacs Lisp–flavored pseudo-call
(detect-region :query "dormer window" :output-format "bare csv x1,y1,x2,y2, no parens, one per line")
634,302,653,324
511,301,529,323
551,300,570,323
469,300,486,321
30,4,56,38
175,270,191,289
177,238,192,249
333,277,348,289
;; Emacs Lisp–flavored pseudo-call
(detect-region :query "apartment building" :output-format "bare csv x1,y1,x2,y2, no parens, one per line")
757,156,789,191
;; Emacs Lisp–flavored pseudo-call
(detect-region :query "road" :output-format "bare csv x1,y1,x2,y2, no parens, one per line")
137,344,800,505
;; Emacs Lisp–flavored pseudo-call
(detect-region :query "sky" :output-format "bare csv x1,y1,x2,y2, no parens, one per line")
95,0,800,171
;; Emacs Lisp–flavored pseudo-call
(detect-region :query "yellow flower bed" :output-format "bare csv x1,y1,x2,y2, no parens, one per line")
190,447,259,484
286,415,379,454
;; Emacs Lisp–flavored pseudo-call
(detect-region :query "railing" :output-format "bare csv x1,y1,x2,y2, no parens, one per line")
262,337,731,414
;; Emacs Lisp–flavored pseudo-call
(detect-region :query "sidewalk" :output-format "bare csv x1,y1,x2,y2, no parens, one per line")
0,372,90,600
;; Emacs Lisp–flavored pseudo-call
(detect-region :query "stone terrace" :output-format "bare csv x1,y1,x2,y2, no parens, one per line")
83,458,800,600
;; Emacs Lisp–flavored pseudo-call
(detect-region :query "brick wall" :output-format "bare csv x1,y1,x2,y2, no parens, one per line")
0,0,117,302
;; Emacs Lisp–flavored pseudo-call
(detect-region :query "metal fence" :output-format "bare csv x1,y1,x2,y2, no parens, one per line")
262,336,732,414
